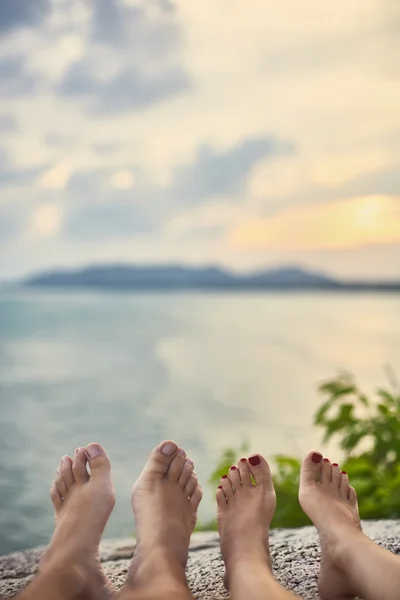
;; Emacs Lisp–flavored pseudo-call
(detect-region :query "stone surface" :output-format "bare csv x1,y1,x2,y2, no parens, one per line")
1,522,400,598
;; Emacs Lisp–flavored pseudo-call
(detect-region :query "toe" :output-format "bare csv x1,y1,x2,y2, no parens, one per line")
72,448,89,484
143,440,179,478
220,475,234,498
85,443,111,480
60,456,74,490
190,484,203,509
50,482,63,511
229,465,241,491
178,458,194,488
331,463,341,489
238,458,252,487
300,451,323,488
55,472,68,498
340,471,349,500
185,473,198,498
348,486,358,506
247,454,274,490
321,458,332,483
167,448,187,482
217,486,227,508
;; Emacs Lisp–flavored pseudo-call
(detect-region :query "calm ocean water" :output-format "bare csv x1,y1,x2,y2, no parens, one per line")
0,290,399,554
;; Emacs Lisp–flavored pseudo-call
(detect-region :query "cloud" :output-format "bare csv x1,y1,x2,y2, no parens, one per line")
91,0,178,50
61,135,290,241
0,115,18,133
228,195,400,252
0,56,37,97
56,0,189,115
0,0,49,35
167,136,294,204
30,204,63,236
36,163,72,190
111,170,136,190
340,165,400,198
0,164,46,190
58,62,190,115
65,202,155,240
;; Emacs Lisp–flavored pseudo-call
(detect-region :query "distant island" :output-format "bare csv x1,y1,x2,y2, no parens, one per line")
23,265,400,292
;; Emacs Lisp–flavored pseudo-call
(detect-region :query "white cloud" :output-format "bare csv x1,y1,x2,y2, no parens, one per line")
27,34,86,80
30,204,63,236
110,169,136,190
36,163,72,190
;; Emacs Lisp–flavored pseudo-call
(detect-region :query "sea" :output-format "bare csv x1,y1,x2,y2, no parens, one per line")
0,289,399,554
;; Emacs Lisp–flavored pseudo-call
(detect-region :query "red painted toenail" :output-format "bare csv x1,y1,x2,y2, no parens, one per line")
249,455,261,466
341,471,347,475
222,475,228,479
332,463,339,467
311,453,323,463
240,458,247,462
231,466,238,470
218,486,223,489
323,458,330,463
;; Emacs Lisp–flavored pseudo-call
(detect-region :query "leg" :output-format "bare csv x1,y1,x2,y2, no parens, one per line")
217,454,302,600
13,565,84,600
117,440,202,600
299,451,400,600
40,443,116,599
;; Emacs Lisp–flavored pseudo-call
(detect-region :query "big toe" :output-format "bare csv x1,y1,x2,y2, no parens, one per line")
248,454,274,491
300,451,323,490
141,440,179,479
85,443,112,480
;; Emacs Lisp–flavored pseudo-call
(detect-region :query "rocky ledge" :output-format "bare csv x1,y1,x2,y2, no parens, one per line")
1,521,400,599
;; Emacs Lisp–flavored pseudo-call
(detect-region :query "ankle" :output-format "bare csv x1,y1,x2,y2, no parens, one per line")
129,546,188,588
325,528,367,571
224,541,271,574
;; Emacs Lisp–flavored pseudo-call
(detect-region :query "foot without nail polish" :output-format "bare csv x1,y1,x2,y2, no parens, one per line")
161,443,177,456
86,445,101,459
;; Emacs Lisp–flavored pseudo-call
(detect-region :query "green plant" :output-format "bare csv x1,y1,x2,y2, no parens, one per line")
203,370,400,530
316,369,400,519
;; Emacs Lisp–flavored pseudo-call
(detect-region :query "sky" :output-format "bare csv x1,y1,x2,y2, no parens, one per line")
0,0,399,280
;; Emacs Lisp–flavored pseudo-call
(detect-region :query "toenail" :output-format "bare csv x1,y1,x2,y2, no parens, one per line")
249,455,261,466
186,458,194,465
218,486,223,489
178,448,186,456
161,443,177,456
230,466,238,470
332,463,339,467
222,475,228,479
311,452,323,463
341,470,347,475
85,444,101,459
323,458,330,463
240,458,247,462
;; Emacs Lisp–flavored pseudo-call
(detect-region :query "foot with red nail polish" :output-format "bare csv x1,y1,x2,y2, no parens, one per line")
299,451,361,600
122,441,202,594
41,443,116,599
216,454,276,590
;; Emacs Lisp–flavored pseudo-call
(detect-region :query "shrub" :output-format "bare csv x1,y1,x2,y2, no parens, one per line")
199,370,400,530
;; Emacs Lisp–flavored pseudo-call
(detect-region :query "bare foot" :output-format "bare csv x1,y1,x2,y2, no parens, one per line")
126,440,203,589
217,454,276,588
299,451,362,600
40,444,116,599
